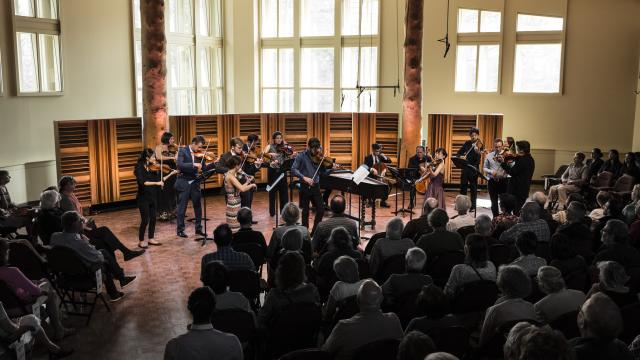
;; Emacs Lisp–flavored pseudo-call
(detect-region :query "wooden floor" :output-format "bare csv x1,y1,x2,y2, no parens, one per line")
39,188,496,359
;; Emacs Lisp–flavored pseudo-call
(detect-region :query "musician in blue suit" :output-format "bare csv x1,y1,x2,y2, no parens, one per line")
175,135,217,238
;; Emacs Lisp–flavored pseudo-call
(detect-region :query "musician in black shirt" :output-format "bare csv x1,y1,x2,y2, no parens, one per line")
456,127,483,210
407,145,431,209
364,143,392,208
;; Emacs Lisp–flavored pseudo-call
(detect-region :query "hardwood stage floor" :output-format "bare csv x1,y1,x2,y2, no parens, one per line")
40,188,496,359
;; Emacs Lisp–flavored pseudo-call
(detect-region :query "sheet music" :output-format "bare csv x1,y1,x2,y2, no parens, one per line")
352,165,370,185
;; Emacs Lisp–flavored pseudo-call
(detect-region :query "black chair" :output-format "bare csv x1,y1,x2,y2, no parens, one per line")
265,302,322,359
278,348,331,360
327,295,359,335
47,246,110,325
8,241,48,281
542,165,569,192
356,258,371,280
489,244,512,268
457,225,476,240
549,310,580,340
228,269,261,310
364,232,385,256
423,325,470,358
620,303,640,344
0,281,34,318
430,251,465,287
353,338,400,360
535,241,551,262
375,254,405,284
393,289,423,328
232,243,266,274
451,280,498,314
211,309,256,343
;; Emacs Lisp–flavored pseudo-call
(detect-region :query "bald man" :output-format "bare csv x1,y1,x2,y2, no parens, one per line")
403,197,439,241
322,280,403,360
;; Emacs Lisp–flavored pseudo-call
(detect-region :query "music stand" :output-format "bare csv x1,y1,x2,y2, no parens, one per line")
189,168,218,246
389,167,416,217
266,173,286,229
451,156,489,217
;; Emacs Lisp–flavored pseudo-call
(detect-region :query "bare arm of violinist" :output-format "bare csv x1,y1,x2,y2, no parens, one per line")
430,162,445,178
228,174,257,193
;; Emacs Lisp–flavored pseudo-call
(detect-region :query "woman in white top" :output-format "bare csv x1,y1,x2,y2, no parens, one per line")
444,234,497,297
323,256,366,321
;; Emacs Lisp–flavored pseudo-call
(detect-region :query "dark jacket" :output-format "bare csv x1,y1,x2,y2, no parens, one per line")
502,154,535,204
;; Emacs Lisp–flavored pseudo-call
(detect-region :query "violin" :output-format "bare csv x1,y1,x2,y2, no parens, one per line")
162,143,179,157
241,151,262,164
149,163,173,174
193,150,216,163
276,142,295,156
311,150,338,169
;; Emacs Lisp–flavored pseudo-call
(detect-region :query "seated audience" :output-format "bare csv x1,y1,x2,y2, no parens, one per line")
231,207,267,252
0,301,72,358
446,195,474,232
548,152,588,210
631,205,640,247
444,234,496,297
504,321,573,360
397,331,436,360
499,202,551,245
589,191,611,221
164,287,243,360
623,152,640,183
552,192,588,225
416,209,464,267
322,279,403,360
312,195,359,254
0,170,32,231
479,265,536,347
382,247,433,305
267,203,310,260
406,284,461,334
258,251,319,329
549,233,589,286
510,231,547,276
403,198,438,241
531,191,555,226
36,189,66,245
587,261,638,309
201,261,252,313
599,149,624,179
591,198,626,240
570,292,633,360
534,266,586,323
268,228,310,288
0,239,75,340
622,184,640,224
587,148,604,180
369,217,414,276
593,219,640,269
556,201,594,262
51,211,135,302
492,193,519,238
201,224,255,281
323,256,366,321
474,214,497,246
315,227,362,282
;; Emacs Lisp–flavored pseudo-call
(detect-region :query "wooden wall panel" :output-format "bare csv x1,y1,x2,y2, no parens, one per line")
54,121,92,207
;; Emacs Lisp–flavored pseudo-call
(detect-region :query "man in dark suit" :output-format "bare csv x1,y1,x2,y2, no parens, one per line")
175,135,217,238
364,143,392,208
456,127,483,211
499,140,535,214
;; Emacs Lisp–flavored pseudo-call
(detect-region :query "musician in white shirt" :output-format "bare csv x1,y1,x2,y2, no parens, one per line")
484,139,508,217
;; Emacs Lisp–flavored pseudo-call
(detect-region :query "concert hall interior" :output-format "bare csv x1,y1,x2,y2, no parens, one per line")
0,0,639,359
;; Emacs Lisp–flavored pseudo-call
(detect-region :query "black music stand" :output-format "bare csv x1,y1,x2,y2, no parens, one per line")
389,167,416,218
451,156,489,218
267,172,286,229
190,168,218,246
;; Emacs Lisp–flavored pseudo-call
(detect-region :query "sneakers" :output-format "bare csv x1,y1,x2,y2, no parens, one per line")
124,249,145,261
109,291,125,302
120,276,137,289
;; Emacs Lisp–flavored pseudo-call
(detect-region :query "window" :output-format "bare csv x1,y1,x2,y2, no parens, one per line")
132,0,224,115
513,14,564,93
259,0,379,112
11,0,62,94
455,8,501,92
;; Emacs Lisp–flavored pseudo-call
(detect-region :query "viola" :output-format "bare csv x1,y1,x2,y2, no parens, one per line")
149,163,173,174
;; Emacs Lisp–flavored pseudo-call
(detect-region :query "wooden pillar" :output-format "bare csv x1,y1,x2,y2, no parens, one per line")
402,0,424,156
140,0,168,149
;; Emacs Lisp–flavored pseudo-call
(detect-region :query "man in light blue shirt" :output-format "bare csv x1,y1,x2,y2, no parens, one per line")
483,138,508,217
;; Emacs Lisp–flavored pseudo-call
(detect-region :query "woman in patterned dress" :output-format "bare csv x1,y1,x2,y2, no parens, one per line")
223,155,257,230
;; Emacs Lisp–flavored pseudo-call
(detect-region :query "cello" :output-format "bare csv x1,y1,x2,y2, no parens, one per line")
415,159,443,195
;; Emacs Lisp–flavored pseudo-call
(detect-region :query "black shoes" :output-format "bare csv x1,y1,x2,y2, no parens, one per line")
195,230,207,237
109,291,125,302
120,276,137,289
177,231,188,238
123,249,145,261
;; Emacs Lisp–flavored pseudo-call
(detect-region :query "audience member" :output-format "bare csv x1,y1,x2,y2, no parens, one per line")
267,203,310,259
591,198,626,240
397,331,436,360
631,205,640,247
200,224,254,281
446,195,474,232
444,234,496,297
51,211,135,302
549,233,589,286
587,148,604,180
164,287,243,360
552,192,588,225
0,170,32,231
504,322,574,360
369,217,414,276
589,191,611,221
599,149,624,179
201,261,252,313
534,266,586,323
499,202,551,245
258,251,319,328
322,279,403,360
405,284,461,334
232,207,267,253
312,195,359,254
586,261,638,309
548,152,588,209
474,214,497,246
479,265,536,347
510,231,547,276
268,228,311,288
622,184,640,224
315,227,362,283
492,193,519,238
593,219,640,269
416,209,464,267
382,247,433,305
403,198,438,241
323,256,366,321
531,191,555,227
36,189,65,245
623,152,640,182
556,201,594,262
570,292,633,360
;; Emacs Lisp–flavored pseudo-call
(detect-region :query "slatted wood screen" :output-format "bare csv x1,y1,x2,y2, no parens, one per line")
55,112,399,207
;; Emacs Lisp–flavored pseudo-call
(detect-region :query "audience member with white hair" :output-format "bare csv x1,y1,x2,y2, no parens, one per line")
369,217,414,276
322,280,403,360
586,260,638,309
267,202,311,259
323,256,366,321
446,195,475,232
499,202,551,245
475,214,497,246
381,247,433,305
36,189,65,244
403,197,438,241
533,266,586,323
504,321,574,360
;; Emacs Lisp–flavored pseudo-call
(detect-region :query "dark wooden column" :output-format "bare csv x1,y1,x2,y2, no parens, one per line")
402,0,424,156
140,0,168,149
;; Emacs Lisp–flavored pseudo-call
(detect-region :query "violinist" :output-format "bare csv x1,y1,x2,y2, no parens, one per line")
223,156,258,231
154,131,179,221
175,135,218,238
483,138,508,217
407,145,432,209
263,131,291,216
217,136,263,211
456,127,483,211
291,137,338,231
364,143,392,208
422,148,447,209
496,140,535,214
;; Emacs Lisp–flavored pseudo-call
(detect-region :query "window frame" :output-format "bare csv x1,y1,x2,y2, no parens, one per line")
258,0,381,112
10,0,64,96
0,49,4,96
